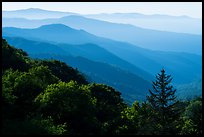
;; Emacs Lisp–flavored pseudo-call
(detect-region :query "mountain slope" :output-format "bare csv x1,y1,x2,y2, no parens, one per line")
175,79,202,100
3,24,201,84
56,15,201,55
2,15,202,55
3,36,67,55
4,36,154,82
3,24,100,44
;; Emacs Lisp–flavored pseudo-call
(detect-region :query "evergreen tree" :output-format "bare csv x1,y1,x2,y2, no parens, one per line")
146,69,179,135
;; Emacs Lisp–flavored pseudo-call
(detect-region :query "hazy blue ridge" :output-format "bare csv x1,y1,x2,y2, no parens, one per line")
2,24,201,84
2,15,202,55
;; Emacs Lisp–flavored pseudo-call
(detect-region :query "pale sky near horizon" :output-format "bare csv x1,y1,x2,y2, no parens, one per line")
2,2,202,18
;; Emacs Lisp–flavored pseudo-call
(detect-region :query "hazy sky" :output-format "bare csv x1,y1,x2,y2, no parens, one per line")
2,2,202,18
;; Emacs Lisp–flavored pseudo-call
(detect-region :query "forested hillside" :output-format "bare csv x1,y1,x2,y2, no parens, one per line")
3,36,153,103
2,38,202,135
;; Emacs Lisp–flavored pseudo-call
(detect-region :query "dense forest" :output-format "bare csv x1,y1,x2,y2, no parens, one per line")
2,38,202,135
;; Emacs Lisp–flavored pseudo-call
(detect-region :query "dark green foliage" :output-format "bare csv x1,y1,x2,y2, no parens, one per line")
2,69,21,105
35,81,99,134
88,84,126,134
34,60,88,84
2,116,67,135
118,101,155,135
132,102,155,135
117,102,140,135
180,97,202,135
12,66,59,104
89,84,125,122
2,38,29,71
2,66,60,119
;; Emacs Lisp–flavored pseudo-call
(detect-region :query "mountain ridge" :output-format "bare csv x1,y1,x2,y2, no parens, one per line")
3,24,201,84
2,15,201,55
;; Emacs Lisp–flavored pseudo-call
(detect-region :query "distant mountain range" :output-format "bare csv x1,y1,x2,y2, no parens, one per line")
3,15,201,55
3,8,201,35
84,13,202,34
3,24,202,84
2,8,78,19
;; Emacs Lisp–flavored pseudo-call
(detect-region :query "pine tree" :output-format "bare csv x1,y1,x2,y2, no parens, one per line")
147,68,179,135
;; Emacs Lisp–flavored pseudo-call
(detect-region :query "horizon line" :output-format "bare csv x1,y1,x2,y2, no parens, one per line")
2,7,201,19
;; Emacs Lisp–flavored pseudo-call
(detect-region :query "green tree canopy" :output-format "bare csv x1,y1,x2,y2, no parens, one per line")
2,66,60,119
180,97,202,135
2,38,30,71
35,81,98,134
88,83,126,134
34,60,88,84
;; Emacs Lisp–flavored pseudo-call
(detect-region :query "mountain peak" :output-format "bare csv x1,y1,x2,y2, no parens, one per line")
37,24,90,35
4,8,46,12
38,24,74,30
24,8,68,13
60,15,86,19
3,8,75,14
25,8,44,11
